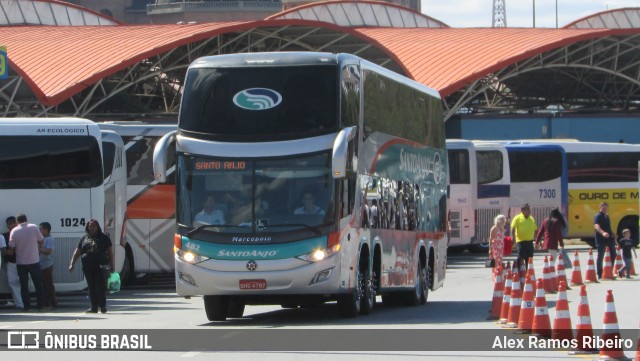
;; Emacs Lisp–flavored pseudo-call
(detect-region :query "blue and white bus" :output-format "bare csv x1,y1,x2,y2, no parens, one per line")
153,52,448,320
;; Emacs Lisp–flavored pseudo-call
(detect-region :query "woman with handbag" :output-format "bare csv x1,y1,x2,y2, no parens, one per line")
68,219,114,314
489,214,507,280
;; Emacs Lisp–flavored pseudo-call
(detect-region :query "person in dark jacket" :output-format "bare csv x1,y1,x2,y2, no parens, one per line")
535,208,566,261
68,219,114,314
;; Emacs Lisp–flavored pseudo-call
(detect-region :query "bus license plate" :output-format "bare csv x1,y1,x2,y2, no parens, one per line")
239,279,267,290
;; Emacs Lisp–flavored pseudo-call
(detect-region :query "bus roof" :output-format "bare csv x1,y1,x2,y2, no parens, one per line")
0,117,96,126
190,51,344,69
98,121,177,136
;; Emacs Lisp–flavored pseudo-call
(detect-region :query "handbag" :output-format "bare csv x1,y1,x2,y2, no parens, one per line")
503,236,513,256
485,258,496,268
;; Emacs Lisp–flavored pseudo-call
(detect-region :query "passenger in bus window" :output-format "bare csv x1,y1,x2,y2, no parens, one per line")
3,216,23,310
294,191,325,216
38,222,57,310
194,195,225,225
510,204,537,270
594,202,616,279
535,208,566,262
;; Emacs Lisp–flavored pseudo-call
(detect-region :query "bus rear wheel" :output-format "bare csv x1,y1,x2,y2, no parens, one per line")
204,295,229,321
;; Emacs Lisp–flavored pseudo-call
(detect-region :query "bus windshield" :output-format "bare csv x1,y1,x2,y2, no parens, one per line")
0,135,102,189
180,66,338,141
177,151,335,239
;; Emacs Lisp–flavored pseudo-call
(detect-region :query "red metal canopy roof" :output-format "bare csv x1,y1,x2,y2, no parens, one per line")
0,20,634,105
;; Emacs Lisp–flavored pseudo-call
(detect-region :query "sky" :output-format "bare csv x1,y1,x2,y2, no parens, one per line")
420,0,639,28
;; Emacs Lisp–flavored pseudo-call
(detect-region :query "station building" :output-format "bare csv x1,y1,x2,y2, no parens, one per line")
0,0,639,142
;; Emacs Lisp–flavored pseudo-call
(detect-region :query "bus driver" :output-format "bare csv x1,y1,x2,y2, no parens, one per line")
195,195,225,225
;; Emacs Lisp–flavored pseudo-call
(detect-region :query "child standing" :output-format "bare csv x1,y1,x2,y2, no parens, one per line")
39,222,57,309
617,228,637,279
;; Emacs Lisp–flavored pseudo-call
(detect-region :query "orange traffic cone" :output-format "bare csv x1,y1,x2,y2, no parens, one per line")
506,272,522,328
556,252,570,290
498,269,512,324
488,265,504,320
519,258,527,287
543,256,555,294
549,254,558,292
631,258,637,276
614,245,623,276
531,278,551,338
585,249,598,283
599,290,625,359
551,281,573,341
570,285,597,354
526,257,537,293
503,261,510,281
517,274,535,334
570,250,584,286
603,247,614,280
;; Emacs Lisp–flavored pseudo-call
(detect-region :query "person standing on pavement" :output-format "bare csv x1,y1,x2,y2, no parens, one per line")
594,202,616,280
3,216,23,310
535,208,566,261
39,222,57,309
510,203,537,270
616,228,636,278
8,213,45,311
489,214,507,280
68,219,114,314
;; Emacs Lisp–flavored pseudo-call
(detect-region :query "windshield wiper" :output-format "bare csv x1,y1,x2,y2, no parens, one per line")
186,224,239,238
263,223,322,236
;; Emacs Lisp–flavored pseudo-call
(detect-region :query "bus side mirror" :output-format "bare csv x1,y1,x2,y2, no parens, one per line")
332,126,357,179
153,130,177,183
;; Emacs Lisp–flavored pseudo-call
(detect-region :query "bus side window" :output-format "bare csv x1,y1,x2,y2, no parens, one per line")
340,175,356,219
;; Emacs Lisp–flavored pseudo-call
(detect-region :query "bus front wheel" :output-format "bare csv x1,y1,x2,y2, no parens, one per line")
337,268,363,318
204,295,229,321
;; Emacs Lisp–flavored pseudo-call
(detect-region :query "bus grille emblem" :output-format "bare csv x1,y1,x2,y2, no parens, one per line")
233,88,282,110
246,260,258,271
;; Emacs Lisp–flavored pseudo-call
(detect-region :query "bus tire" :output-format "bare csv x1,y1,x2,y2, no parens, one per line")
337,265,363,318
360,264,375,315
403,259,426,306
228,299,245,318
120,245,134,285
204,295,229,321
617,217,638,246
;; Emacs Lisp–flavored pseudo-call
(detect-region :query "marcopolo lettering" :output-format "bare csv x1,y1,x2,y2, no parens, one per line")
232,236,272,243
217,250,278,258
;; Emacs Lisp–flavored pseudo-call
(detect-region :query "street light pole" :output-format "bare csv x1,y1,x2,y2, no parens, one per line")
556,0,558,28
533,0,536,28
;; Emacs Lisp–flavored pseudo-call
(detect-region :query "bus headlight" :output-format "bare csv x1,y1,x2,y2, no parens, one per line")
297,244,341,263
175,247,210,264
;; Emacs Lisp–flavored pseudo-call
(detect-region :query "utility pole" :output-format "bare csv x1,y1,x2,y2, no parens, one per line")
533,0,536,28
492,0,507,27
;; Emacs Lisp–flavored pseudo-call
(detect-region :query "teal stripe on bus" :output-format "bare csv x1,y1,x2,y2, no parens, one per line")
182,235,328,260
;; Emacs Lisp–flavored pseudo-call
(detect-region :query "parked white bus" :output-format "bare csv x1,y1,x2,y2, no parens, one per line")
0,118,126,293
154,52,448,321
98,121,176,283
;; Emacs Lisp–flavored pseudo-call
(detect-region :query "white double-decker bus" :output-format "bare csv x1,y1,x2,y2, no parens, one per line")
154,52,448,320
0,118,127,293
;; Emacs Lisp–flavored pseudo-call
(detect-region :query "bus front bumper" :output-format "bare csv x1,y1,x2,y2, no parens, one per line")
175,253,344,297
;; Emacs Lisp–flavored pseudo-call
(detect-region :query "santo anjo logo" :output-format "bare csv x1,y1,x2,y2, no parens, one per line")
233,88,282,110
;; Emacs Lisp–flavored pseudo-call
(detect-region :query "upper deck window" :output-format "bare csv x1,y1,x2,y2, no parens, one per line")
180,66,338,141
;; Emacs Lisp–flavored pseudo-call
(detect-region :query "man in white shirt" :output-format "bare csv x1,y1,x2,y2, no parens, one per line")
195,195,225,225
8,213,45,311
